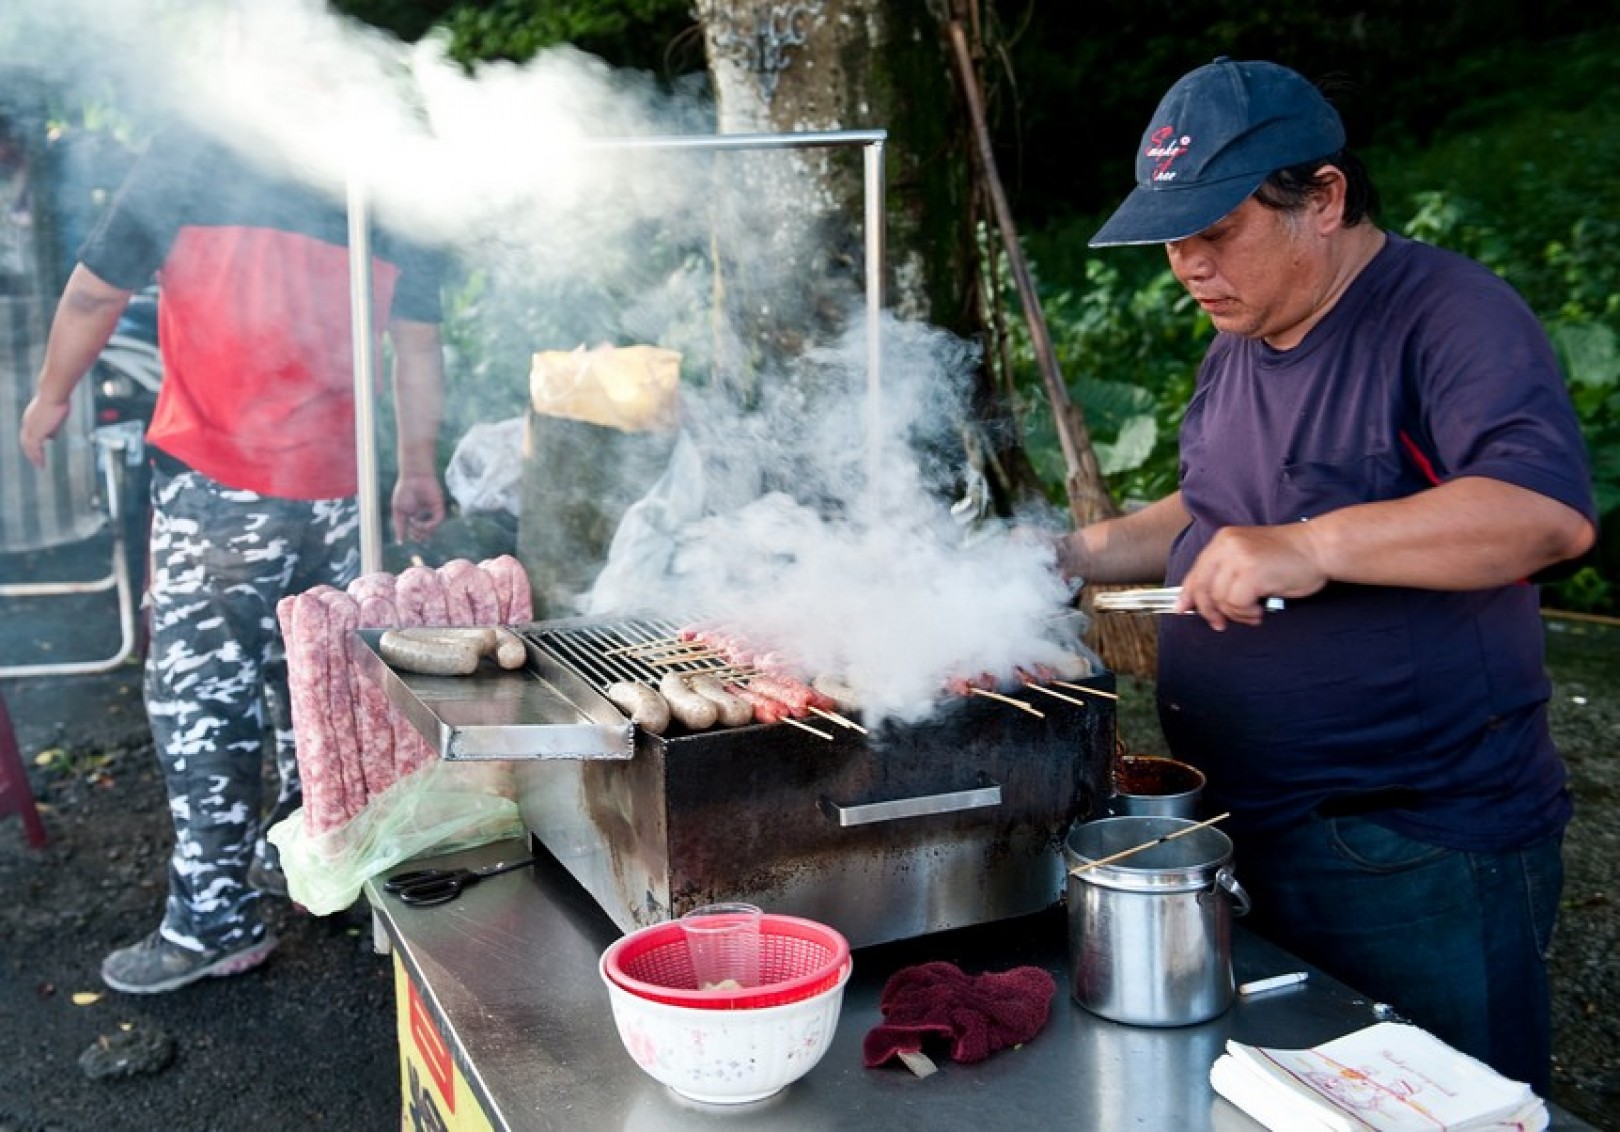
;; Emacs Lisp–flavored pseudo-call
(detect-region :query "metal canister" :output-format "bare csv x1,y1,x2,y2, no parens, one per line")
1106,755,1206,819
1063,816,1250,1027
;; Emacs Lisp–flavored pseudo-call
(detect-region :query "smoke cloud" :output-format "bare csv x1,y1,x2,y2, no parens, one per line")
2,0,1087,723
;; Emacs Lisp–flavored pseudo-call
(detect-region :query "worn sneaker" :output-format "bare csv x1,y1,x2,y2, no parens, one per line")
247,855,288,897
100,931,278,995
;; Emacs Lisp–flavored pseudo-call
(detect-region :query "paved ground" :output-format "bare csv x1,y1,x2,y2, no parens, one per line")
1,539,400,1132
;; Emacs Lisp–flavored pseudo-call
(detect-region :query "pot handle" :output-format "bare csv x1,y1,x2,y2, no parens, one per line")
1215,865,1252,917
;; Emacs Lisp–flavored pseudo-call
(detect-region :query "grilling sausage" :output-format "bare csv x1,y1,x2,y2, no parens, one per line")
658,673,720,730
379,627,526,673
378,629,483,676
687,674,755,727
606,681,670,735
811,674,863,713
728,683,793,724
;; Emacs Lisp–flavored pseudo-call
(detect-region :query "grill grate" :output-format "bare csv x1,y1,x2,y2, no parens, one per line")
518,618,743,691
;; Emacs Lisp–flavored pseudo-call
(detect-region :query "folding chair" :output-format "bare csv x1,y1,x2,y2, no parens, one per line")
0,292,143,678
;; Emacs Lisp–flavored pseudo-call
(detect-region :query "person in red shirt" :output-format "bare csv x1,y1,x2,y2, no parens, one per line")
20,128,447,993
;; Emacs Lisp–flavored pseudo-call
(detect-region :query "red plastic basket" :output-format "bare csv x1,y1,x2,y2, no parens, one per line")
602,913,850,1010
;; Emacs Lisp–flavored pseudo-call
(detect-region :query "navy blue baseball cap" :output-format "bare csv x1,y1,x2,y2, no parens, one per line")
1089,58,1346,247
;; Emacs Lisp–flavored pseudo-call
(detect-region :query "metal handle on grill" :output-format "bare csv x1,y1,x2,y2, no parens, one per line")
818,778,1003,827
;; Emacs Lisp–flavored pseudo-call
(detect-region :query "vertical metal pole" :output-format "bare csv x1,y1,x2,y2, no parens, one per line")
863,138,886,489
346,170,383,574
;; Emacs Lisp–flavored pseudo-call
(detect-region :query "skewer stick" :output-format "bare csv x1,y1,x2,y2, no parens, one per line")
600,637,677,656
645,650,726,666
1067,812,1231,877
1023,683,1090,708
1053,680,1119,701
781,716,835,741
810,706,867,734
969,687,1044,718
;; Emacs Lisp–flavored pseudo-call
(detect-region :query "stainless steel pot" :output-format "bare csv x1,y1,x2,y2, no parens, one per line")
1107,755,1205,819
1064,816,1250,1027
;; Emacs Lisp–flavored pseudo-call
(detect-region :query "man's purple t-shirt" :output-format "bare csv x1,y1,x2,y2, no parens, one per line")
1157,233,1596,851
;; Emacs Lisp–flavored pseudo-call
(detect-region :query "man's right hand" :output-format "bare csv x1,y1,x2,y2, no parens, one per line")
19,394,73,468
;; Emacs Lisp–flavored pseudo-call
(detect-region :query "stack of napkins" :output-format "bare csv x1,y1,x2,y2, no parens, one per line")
1210,1022,1548,1131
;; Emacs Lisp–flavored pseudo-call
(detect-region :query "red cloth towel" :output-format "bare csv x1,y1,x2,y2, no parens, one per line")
862,960,1058,1068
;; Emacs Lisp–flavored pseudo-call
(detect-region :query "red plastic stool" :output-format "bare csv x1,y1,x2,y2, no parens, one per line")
0,691,48,848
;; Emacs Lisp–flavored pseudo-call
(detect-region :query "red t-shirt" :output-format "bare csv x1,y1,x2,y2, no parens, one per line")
78,133,443,499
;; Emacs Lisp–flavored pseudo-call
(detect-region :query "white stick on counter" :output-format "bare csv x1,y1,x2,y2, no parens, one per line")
1237,971,1309,996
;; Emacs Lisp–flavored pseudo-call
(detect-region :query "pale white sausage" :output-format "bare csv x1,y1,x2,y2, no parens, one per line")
658,673,720,730
606,681,670,735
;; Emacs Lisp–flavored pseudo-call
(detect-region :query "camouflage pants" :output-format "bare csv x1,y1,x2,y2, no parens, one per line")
144,463,358,953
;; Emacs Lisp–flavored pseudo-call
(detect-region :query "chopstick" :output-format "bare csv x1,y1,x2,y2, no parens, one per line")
1067,812,1231,876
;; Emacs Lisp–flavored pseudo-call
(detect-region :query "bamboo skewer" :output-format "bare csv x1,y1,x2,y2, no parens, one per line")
644,650,726,666
1068,812,1231,877
781,717,835,741
1053,680,1119,701
969,687,1044,718
810,706,867,734
1024,683,1090,708
602,637,687,656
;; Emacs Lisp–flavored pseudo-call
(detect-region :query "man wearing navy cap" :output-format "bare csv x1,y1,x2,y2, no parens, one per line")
1059,59,1597,1093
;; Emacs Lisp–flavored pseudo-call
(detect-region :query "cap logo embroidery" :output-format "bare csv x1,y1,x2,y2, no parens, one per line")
1144,125,1192,182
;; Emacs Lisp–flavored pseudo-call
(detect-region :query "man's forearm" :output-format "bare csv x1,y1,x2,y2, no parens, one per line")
1058,492,1189,585
1300,476,1596,591
37,265,132,404
389,319,443,477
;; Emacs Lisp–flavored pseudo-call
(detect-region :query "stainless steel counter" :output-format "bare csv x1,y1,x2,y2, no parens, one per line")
369,838,1591,1131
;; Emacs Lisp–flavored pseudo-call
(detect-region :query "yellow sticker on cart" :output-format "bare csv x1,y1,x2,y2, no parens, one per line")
394,956,496,1132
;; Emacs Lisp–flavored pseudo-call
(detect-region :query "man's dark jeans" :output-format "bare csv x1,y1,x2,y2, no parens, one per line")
1235,814,1562,1096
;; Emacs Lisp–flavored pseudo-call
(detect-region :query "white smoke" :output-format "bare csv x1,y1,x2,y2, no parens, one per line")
2,0,1087,724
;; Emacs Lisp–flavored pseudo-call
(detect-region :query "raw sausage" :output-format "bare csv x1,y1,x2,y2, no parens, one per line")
658,673,720,730
396,565,449,627
286,588,353,834
319,588,377,803
438,559,478,625
606,681,670,735
479,555,533,623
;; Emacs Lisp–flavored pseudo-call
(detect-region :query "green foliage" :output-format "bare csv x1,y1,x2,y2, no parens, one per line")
1011,221,1208,509
430,0,692,69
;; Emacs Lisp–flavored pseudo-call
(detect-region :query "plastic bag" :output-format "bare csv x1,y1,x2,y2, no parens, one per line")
581,430,705,616
267,758,523,916
445,417,526,516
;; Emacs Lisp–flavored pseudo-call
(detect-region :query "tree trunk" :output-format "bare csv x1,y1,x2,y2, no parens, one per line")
692,0,1156,677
